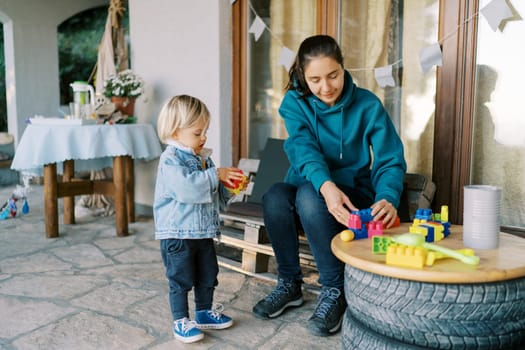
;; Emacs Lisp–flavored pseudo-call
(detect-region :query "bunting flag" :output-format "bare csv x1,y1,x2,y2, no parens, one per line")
279,47,295,71
235,0,521,88
248,16,266,41
374,65,396,87
419,43,443,75
480,0,513,31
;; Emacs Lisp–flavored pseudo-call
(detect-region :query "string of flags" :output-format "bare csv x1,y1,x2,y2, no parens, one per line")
236,0,519,88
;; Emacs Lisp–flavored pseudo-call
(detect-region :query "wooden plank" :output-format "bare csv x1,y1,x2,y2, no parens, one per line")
92,180,115,195
220,227,316,268
220,212,264,227
57,180,94,197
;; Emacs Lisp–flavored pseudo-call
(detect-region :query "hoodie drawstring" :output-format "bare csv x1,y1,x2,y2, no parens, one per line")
339,107,343,159
313,101,320,142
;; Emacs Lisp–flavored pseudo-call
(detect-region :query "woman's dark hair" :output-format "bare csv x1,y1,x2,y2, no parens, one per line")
286,35,344,96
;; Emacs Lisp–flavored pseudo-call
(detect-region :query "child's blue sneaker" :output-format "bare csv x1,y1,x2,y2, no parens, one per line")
173,317,204,343
195,303,233,329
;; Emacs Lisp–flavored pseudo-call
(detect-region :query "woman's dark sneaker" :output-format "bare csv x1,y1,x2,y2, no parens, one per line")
306,287,347,336
252,278,303,319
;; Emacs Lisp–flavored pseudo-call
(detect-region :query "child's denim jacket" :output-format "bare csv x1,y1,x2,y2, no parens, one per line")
153,142,229,240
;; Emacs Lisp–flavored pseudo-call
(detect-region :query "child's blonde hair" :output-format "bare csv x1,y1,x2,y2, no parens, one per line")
157,95,211,143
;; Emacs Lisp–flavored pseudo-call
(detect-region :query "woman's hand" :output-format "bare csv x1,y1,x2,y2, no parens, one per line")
218,167,246,189
320,181,358,226
371,199,397,228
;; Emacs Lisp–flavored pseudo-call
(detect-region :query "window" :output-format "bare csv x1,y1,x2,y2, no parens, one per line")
245,0,317,158
339,1,439,178
233,0,525,230
235,0,438,175
471,0,525,230
0,24,6,132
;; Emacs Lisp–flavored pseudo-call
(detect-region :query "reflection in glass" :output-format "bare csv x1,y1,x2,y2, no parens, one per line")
340,0,439,178
246,0,316,158
472,0,525,228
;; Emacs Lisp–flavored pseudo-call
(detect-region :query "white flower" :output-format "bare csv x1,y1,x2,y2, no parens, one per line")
103,70,144,98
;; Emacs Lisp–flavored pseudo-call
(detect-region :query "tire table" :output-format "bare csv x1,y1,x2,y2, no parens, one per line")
331,224,525,350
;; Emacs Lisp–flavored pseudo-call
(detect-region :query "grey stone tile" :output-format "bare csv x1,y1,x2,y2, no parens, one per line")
0,297,75,338
70,282,157,317
0,252,72,274
11,311,156,350
51,243,114,268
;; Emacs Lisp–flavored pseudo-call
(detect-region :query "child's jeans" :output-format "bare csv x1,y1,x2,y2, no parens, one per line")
160,238,218,321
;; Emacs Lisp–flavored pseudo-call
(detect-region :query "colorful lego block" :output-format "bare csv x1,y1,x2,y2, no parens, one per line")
348,213,362,229
372,236,392,254
367,221,383,237
350,226,369,240
410,205,451,241
415,208,432,220
352,208,374,223
385,244,427,269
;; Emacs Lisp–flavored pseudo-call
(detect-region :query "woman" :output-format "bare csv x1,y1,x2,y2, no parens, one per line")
252,35,407,337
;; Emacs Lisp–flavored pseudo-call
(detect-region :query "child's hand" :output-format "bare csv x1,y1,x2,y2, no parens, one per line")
218,167,247,192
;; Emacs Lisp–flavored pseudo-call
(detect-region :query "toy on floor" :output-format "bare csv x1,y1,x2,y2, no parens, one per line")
0,178,31,220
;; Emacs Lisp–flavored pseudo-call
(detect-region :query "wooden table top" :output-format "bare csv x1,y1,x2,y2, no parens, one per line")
331,223,525,284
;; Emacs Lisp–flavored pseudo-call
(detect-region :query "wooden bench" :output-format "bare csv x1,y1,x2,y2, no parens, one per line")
218,138,436,277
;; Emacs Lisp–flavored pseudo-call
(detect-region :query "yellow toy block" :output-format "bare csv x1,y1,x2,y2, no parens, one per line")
440,205,449,222
386,244,427,269
409,225,427,235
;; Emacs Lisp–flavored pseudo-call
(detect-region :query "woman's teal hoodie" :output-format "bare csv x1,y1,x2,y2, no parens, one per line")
279,70,407,207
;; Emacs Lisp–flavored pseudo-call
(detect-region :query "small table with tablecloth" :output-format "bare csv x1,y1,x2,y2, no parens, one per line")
11,123,162,238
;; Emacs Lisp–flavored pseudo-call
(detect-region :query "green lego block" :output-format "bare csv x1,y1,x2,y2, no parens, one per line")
372,236,392,254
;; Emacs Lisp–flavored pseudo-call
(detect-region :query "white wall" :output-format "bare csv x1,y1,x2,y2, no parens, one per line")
129,0,233,208
0,0,108,145
0,0,233,210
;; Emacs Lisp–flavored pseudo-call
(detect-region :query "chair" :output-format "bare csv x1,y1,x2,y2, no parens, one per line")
219,138,295,274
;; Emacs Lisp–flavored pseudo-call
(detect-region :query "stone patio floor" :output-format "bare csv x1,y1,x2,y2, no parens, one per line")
0,184,341,349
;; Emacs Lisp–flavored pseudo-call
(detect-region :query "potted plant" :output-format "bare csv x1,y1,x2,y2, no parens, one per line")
103,69,144,116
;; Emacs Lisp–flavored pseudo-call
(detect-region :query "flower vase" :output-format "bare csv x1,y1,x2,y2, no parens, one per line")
111,96,136,116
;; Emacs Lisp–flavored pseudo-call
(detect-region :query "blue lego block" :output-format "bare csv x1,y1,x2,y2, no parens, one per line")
352,208,374,223
415,208,432,220
350,226,368,240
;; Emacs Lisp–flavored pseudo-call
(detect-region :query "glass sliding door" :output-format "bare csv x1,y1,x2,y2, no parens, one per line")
339,0,440,178
246,0,316,158
471,0,525,229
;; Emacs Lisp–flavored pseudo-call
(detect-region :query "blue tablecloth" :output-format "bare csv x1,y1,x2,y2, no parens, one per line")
11,124,162,176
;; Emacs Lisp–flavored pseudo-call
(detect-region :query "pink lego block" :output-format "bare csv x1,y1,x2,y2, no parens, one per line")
367,221,383,237
348,214,362,229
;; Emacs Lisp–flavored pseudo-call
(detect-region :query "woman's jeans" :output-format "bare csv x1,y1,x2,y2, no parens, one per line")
262,182,372,290
160,238,218,321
